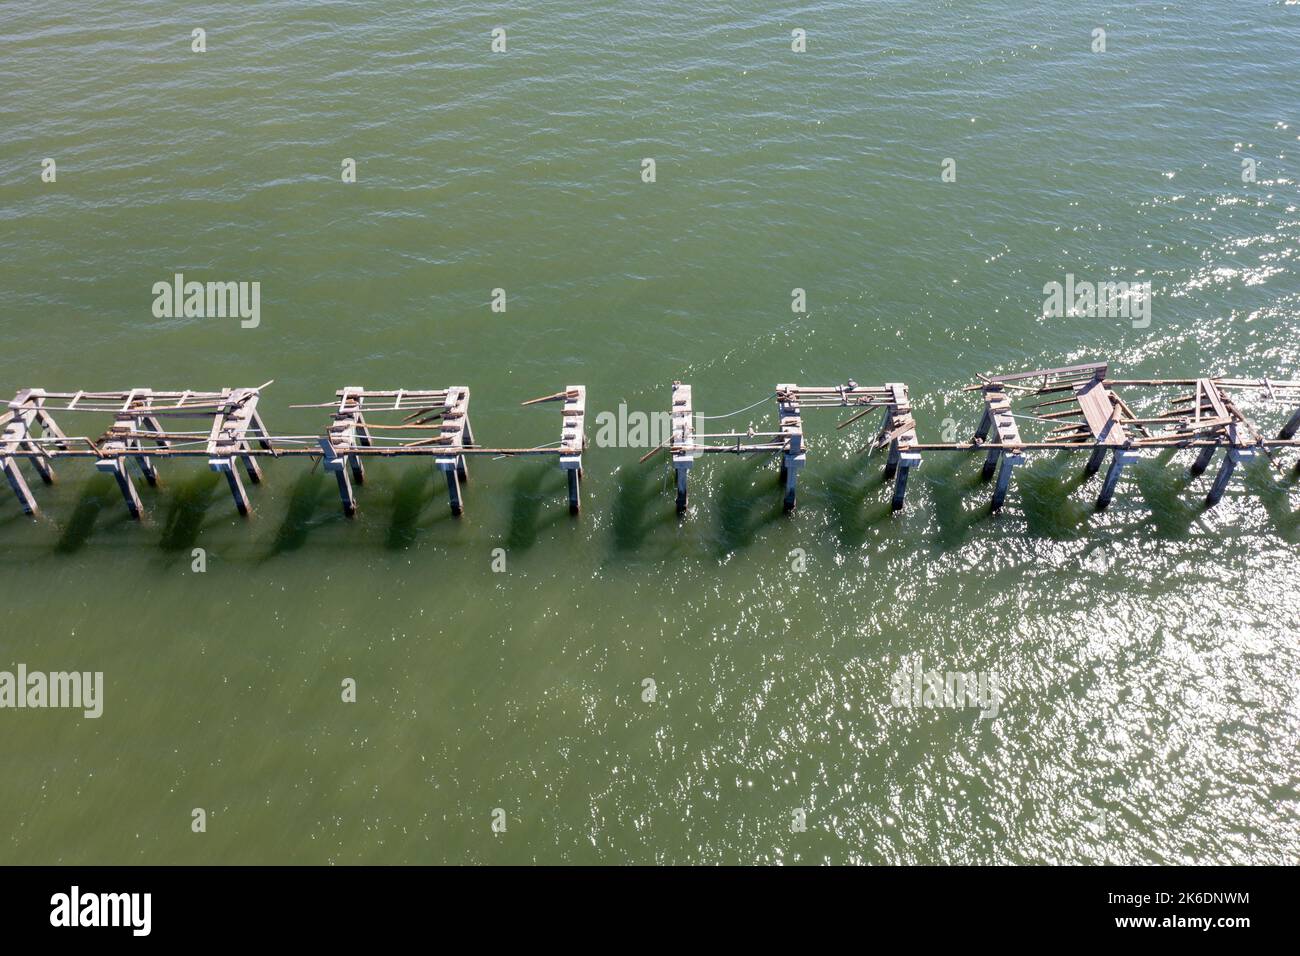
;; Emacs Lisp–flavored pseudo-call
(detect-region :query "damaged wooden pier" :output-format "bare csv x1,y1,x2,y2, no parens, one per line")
6,361,1300,525
1,384,586,519
926,361,1300,512
649,379,919,513
648,362,1300,517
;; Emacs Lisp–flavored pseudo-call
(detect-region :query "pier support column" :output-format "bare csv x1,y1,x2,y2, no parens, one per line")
782,456,803,512
318,439,356,517
1096,449,1138,511
1190,444,1217,476
891,451,922,512
670,382,696,515
1279,406,1300,441
211,463,249,515
567,468,581,514
776,385,804,514
437,459,464,516
134,413,169,486
990,453,1023,513
1206,449,1254,507
559,387,586,515
1084,444,1107,477
973,408,993,442
28,451,54,485
335,468,356,517
2,458,38,515
560,453,583,515
982,447,1000,481
99,458,144,519
884,440,902,480
134,449,158,486
1277,408,1300,472
353,408,373,482
241,448,263,485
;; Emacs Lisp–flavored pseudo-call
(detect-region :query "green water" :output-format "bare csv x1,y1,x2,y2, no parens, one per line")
1,1,1298,864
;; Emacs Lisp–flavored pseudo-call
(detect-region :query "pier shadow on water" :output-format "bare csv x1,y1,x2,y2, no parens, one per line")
385,467,435,550
267,470,331,556
1245,458,1300,543
53,474,124,554
611,463,673,552
505,462,567,552
926,452,991,550
1129,449,1203,539
714,456,785,556
824,447,896,548
1018,452,1092,540
158,470,219,552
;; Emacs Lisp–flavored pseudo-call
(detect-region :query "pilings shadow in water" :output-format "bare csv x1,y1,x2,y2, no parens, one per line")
715,456,784,556
506,462,566,552
611,462,673,552
54,475,123,554
385,466,435,551
158,470,220,552
928,452,992,551
825,447,896,548
1018,451,1092,540
267,470,331,557
1244,456,1300,543
1130,449,1201,539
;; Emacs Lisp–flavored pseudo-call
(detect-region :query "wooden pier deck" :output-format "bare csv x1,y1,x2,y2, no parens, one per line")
2,383,586,519
650,380,921,513
5,362,1300,523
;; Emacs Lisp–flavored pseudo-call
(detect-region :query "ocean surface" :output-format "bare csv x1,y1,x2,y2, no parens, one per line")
1,1,1297,864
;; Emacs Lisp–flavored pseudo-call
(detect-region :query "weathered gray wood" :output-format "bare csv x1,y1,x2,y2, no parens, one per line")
108,460,144,519
1277,405,1300,440
982,447,1000,480
1190,444,1216,476
1206,449,1253,506
225,466,251,516
2,458,38,515
891,462,912,511
567,468,580,514
444,467,463,516
777,384,804,513
1085,444,1107,476
335,467,356,517
1096,449,1137,510
991,454,1017,512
